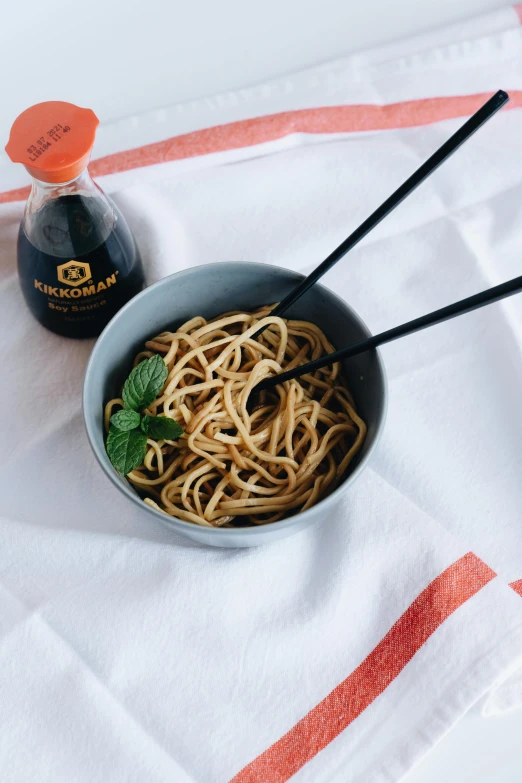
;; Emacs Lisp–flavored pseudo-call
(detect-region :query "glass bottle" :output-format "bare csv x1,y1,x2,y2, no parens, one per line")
5,101,144,338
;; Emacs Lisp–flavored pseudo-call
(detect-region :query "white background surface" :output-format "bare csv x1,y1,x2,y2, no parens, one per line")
0,0,512,137
2,0,521,781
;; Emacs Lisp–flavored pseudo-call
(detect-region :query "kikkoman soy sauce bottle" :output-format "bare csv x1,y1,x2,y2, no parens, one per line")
5,101,144,338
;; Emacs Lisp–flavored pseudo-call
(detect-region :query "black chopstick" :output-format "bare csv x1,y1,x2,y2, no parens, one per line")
255,273,522,392
253,90,509,340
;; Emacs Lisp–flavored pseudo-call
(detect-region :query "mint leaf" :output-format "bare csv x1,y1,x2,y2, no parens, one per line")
110,409,141,432
106,426,147,475
122,355,168,412
141,415,184,441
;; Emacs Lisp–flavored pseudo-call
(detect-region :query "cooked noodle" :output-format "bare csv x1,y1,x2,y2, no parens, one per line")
104,305,367,527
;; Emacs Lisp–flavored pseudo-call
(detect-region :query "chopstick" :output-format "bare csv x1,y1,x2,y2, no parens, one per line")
253,89,509,339
255,274,522,392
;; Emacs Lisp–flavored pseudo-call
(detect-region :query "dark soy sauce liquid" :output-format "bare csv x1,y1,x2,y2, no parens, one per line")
18,194,144,338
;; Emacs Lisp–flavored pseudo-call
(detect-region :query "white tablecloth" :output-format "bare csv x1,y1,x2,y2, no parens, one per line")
1,5,522,781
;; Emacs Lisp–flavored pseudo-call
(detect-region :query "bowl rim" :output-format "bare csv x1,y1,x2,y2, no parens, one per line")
83,260,388,538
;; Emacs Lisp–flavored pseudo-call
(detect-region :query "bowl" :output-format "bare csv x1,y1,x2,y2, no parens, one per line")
83,262,387,547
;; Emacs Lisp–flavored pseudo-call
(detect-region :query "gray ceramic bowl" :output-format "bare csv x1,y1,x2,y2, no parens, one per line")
83,262,387,547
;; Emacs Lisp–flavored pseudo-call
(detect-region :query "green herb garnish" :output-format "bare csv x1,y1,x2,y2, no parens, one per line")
107,427,148,476
106,355,183,475
122,354,168,412
110,409,141,432
141,415,184,441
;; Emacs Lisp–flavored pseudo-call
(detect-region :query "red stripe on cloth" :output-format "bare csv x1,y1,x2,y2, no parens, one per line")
515,3,522,24
229,553,495,783
2,92,522,206
0,185,31,205
510,579,522,596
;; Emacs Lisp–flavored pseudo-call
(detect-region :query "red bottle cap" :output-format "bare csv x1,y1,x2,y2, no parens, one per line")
5,101,99,184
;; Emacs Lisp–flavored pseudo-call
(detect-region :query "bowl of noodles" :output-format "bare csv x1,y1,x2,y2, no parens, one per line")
83,262,387,547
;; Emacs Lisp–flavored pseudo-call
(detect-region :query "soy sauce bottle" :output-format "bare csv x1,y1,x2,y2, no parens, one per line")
5,101,144,338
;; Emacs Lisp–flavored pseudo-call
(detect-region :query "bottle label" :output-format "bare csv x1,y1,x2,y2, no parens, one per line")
33,260,119,308
57,259,92,286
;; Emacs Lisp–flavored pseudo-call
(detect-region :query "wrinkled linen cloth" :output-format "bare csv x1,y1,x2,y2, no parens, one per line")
1,5,522,782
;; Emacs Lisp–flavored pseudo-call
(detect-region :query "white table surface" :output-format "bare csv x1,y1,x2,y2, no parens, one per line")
2,0,522,780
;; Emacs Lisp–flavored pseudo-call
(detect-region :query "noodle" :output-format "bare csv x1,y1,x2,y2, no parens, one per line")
104,305,367,527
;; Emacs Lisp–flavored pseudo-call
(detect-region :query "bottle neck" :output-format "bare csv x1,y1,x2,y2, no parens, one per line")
27,168,103,212
22,167,116,258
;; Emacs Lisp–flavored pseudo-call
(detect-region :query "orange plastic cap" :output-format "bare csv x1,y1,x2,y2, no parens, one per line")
5,101,99,183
